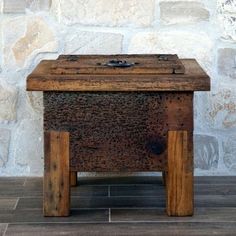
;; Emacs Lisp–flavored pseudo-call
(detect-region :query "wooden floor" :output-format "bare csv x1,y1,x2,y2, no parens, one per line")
0,176,236,235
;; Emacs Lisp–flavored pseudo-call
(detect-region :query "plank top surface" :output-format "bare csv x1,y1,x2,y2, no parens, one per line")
27,55,210,92
50,54,185,75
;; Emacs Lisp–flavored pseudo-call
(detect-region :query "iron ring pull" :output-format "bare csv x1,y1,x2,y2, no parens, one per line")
103,60,136,68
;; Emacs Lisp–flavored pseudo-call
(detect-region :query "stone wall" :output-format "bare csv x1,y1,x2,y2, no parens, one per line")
0,0,235,176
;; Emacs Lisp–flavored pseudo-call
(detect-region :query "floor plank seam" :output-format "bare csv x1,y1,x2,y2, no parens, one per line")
109,208,111,223
104,220,236,224
22,178,27,187
14,207,112,210
5,207,236,211
13,198,19,210
7,222,117,225
7,221,236,225
2,223,8,236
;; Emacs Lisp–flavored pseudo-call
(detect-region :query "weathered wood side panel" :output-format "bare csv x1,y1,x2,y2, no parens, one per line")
44,92,193,172
44,131,70,216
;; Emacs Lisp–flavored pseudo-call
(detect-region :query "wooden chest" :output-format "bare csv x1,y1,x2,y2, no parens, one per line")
27,54,210,217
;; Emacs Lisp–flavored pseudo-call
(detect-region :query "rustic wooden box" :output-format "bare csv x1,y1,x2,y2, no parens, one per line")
27,54,210,217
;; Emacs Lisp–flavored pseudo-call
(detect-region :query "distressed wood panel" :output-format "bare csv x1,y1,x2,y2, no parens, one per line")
44,92,193,172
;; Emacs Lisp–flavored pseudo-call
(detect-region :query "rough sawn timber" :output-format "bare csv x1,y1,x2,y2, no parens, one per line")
27,59,210,92
44,131,70,216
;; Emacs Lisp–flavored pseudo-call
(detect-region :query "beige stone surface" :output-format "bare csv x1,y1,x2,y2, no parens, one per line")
218,13,236,42
0,0,3,12
207,87,236,130
12,17,58,67
0,81,18,122
223,135,236,172
160,1,209,25
13,119,43,175
218,0,236,14
0,0,235,176
26,91,43,115
3,0,51,13
64,31,123,54
3,0,26,13
26,0,51,11
2,16,26,68
0,129,11,167
129,31,213,72
194,134,219,170
51,0,155,27
217,0,236,41
218,48,236,79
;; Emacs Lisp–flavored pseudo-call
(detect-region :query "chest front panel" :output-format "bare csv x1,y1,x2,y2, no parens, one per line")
44,92,193,172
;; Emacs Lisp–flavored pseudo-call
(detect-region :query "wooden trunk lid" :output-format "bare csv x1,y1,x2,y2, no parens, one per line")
27,54,210,92
51,54,185,75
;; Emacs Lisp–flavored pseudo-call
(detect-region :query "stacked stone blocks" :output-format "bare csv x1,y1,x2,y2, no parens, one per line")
0,0,235,175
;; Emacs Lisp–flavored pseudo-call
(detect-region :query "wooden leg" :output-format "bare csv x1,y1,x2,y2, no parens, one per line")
44,131,70,216
70,171,78,187
166,130,193,216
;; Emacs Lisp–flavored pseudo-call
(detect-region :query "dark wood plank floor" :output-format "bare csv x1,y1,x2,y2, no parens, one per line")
0,176,236,236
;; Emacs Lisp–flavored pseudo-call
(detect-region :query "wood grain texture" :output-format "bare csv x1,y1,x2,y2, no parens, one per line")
166,131,193,216
0,209,108,224
70,172,77,187
111,208,236,223
27,58,210,92
44,92,193,172
17,194,236,210
50,54,185,75
44,131,70,216
5,222,236,236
